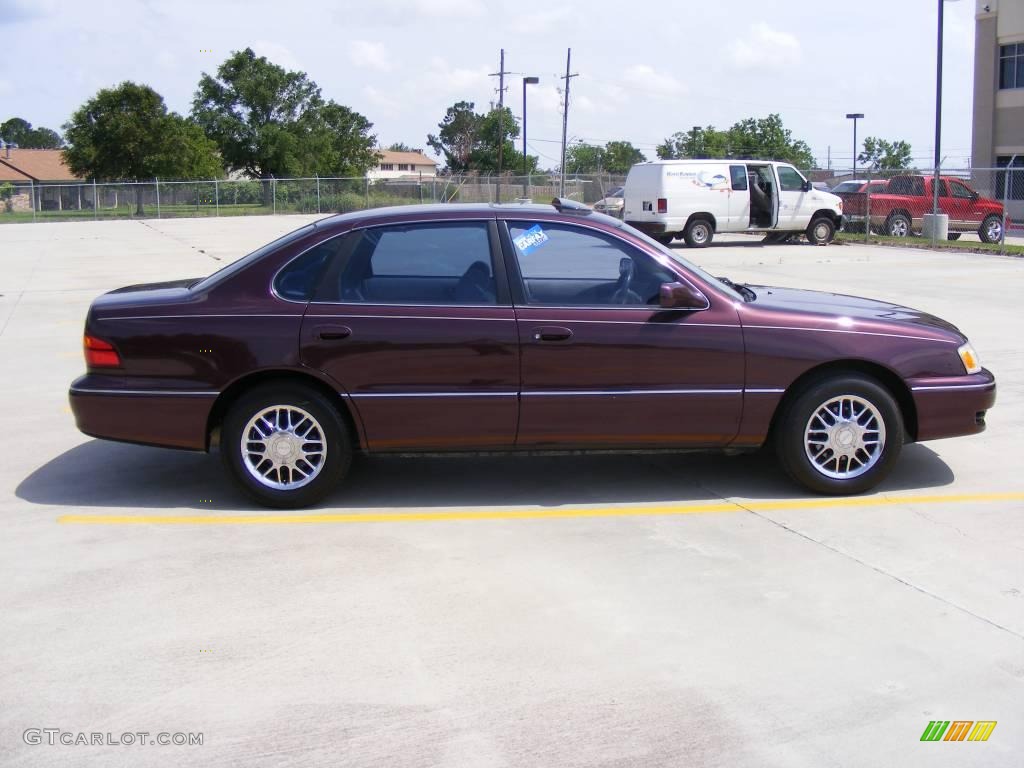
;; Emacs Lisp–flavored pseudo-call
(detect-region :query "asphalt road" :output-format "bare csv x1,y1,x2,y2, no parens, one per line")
1,216,1022,767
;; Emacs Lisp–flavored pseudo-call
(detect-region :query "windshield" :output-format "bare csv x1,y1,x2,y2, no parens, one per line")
607,217,745,302
831,181,862,194
608,187,624,198
190,224,316,291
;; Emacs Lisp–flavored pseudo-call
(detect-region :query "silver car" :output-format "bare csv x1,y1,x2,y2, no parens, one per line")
593,186,624,217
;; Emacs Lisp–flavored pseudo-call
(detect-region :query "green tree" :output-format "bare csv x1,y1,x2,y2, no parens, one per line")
427,101,537,174
566,141,645,175
63,82,222,215
657,114,814,168
603,141,646,174
0,117,64,148
192,48,377,179
386,142,413,152
858,137,912,170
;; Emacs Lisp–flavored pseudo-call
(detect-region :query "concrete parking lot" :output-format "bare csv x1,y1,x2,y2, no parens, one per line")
1,215,1022,767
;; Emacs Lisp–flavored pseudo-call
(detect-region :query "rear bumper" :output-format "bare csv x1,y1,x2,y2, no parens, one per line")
625,219,668,235
909,369,996,442
69,375,217,451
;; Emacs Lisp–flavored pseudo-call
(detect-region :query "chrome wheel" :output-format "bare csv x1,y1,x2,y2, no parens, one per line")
985,218,1002,242
888,216,909,237
241,405,326,490
803,395,886,480
691,222,710,244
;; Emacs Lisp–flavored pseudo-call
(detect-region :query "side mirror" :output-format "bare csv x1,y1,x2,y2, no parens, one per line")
659,281,708,310
802,180,813,192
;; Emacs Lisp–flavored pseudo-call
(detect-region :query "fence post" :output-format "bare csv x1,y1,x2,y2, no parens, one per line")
155,177,161,219
1001,156,1016,256
214,178,219,217
272,177,277,215
93,179,98,221
316,175,321,214
29,180,36,222
865,168,872,244
365,177,369,209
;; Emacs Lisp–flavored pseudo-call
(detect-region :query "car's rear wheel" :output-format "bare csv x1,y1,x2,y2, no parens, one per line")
806,217,836,246
774,374,903,495
683,218,714,247
222,383,352,508
885,213,912,238
979,215,1002,244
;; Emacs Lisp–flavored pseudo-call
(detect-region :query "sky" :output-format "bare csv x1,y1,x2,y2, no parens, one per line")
0,0,980,171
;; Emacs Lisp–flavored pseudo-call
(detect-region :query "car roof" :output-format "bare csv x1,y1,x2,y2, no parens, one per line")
315,201,614,229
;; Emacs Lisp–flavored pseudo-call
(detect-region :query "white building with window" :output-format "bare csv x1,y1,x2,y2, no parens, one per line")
367,150,438,180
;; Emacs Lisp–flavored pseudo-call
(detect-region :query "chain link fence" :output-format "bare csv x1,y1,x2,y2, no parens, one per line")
0,173,628,223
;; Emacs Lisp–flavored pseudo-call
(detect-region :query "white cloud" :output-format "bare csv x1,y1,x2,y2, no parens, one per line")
349,40,394,72
729,22,801,71
363,85,399,115
251,40,302,72
620,64,685,97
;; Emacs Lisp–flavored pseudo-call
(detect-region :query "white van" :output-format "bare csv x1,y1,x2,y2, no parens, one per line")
623,160,843,247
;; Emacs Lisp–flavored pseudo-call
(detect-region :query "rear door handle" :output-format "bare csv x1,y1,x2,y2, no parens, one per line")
532,326,573,343
318,326,352,341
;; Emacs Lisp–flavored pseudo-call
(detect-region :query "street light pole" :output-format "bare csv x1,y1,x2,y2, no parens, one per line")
846,113,864,176
932,0,961,244
524,76,540,198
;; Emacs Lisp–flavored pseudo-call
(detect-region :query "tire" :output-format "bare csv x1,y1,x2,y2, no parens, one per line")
979,215,1003,244
652,234,674,246
221,383,352,508
947,233,961,241
806,217,836,246
683,217,714,247
774,374,904,495
885,212,912,238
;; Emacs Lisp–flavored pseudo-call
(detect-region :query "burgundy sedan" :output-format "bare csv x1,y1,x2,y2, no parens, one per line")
69,201,995,508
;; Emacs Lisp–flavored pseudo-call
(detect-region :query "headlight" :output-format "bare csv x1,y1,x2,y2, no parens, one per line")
958,342,982,374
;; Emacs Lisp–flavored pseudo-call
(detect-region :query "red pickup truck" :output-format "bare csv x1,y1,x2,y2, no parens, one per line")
839,174,1006,242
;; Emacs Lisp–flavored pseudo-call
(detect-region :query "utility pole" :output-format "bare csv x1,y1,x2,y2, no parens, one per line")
489,49,511,203
559,48,578,197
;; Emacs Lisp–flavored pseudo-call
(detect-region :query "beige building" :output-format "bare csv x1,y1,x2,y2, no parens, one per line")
367,149,438,180
972,0,1024,219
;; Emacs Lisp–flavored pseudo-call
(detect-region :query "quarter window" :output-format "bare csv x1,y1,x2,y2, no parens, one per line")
507,221,677,306
274,236,346,301
325,222,497,305
777,166,806,192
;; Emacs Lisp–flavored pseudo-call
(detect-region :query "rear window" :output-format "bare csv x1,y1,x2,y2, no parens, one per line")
192,224,316,291
831,182,861,194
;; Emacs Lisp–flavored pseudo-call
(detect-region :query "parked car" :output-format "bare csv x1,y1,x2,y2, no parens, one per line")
593,186,624,217
831,179,890,196
70,201,995,508
623,159,843,247
841,175,1007,241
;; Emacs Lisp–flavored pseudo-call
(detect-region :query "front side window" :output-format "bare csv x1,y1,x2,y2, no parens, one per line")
327,222,496,305
507,221,677,306
948,181,975,200
1000,44,1023,89
777,165,806,192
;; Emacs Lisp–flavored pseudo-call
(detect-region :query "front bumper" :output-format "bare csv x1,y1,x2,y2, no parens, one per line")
909,368,996,442
69,375,218,451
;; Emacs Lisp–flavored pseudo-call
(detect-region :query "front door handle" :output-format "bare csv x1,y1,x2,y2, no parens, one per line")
532,325,573,343
318,326,352,341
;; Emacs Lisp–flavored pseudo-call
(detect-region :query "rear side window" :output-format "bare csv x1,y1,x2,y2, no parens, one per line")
274,236,346,301
325,222,496,305
730,165,748,190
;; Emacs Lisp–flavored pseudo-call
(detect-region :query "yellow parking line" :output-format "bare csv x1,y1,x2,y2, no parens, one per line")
56,491,1024,525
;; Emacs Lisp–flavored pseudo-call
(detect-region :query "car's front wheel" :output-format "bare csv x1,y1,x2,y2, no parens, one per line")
774,374,903,494
885,213,912,238
806,217,836,246
222,383,352,508
979,214,1003,244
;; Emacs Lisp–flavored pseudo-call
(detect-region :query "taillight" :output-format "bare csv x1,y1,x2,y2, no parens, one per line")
657,198,668,214
84,334,121,368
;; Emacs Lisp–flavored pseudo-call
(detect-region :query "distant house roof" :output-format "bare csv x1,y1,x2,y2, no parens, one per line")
0,162,32,182
0,148,81,182
375,150,437,167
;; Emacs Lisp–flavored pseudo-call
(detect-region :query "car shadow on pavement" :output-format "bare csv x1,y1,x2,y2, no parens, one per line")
17,439,955,512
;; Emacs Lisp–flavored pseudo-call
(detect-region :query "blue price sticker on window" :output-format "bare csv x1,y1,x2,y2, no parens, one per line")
513,225,549,254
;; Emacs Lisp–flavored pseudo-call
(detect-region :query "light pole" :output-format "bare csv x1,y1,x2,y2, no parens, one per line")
846,113,864,176
522,76,539,198
932,0,961,244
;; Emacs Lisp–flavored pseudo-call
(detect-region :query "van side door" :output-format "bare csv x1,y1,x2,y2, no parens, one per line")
775,164,811,230
727,164,750,231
